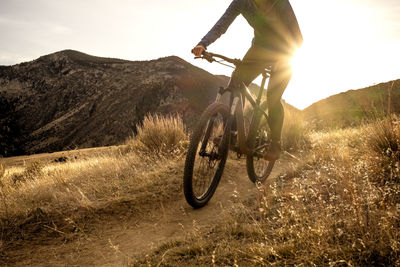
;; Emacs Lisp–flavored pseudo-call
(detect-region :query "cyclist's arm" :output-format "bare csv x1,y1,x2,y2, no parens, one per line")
198,0,242,48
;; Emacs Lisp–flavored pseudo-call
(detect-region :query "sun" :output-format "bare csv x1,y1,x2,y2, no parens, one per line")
289,46,306,73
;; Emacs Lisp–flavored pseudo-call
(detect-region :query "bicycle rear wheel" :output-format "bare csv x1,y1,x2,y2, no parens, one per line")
183,103,230,208
246,101,275,183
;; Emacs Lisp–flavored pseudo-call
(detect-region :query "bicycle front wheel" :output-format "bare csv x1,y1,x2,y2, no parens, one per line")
183,102,230,209
246,101,275,183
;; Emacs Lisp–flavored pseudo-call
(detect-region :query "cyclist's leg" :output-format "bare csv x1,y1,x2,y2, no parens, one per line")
226,45,293,159
266,59,292,143
226,46,265,133
226,46,266,93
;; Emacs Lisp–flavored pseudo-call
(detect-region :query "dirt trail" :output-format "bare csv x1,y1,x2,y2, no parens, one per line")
8,159,284,266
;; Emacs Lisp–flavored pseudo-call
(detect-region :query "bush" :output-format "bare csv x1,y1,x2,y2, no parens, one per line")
282,108,309,151
366,115,400,159
365,115,400,184
127,114,187,155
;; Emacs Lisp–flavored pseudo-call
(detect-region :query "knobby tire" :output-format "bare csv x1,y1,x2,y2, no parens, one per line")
246,101,275,183
183,102,230,208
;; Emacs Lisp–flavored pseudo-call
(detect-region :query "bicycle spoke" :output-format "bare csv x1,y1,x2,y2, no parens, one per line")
191,112,226,199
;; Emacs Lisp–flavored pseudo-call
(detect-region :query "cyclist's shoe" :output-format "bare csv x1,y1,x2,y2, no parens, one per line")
263,141,281,161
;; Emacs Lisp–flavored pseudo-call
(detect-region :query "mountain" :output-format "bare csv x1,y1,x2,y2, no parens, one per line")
302,79,400,125
0,50,227,156
4,49,393,156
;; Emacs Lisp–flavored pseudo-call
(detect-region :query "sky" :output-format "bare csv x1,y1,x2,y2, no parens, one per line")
1,0,400,109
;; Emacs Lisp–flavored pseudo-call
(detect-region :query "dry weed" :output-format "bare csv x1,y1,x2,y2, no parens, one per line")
364,115,400,185
126,113,187,156
282,108,309,151
0,144,185,247
141,120,400,266
0,164,5,187
366,115,400,158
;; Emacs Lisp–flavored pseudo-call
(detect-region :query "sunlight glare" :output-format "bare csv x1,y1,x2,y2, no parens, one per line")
289,46,305,73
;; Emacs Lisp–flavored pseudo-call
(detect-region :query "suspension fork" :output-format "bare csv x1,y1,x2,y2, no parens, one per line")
199,117,215,155
214,86,225,103
199,87,227,155
217,92,240,155
234,93,251,155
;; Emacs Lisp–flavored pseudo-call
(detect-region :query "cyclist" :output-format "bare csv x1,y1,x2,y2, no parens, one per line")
192,0,302,160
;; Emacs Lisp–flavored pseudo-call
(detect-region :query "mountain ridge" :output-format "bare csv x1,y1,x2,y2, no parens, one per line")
1,49,398,156
0,50,226,156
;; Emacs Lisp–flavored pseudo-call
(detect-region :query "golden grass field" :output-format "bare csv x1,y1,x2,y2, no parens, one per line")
0,113,399,266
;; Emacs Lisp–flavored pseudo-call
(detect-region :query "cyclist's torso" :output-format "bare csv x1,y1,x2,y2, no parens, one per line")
242,0,290,51
199,0,302,54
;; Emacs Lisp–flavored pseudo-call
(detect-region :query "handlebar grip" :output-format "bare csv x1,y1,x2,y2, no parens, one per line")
201,52,214,63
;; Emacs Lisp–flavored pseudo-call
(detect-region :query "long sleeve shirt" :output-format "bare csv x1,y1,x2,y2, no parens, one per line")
198,0,303,55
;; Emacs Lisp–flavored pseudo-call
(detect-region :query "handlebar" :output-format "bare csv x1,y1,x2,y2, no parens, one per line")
194,51,273,74
195,51,242,66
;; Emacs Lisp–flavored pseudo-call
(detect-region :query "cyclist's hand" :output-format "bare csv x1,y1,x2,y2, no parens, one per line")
191,45,206,57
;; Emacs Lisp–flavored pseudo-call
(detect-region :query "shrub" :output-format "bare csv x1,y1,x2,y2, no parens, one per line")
366,115,400,159
282,108,309,151
365,115,400,184
127,114,187,155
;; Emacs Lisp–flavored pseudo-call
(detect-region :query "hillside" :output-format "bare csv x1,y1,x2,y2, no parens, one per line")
303,79,400,125
0,50,226,156
2,48,396,156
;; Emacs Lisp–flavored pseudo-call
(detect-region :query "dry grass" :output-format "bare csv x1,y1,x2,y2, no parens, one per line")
138,117,400,266
363,115,400,188
126,113,187,156
282,108,309,152
1,152,180,217
0,114,187,247
2,111,399,265
0,164,5,185
244,100,310,152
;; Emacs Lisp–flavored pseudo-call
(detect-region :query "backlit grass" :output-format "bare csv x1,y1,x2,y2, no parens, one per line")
137,117,400,266
0,114,188,245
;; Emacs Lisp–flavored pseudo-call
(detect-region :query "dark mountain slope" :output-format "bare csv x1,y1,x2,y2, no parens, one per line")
0,50,226,156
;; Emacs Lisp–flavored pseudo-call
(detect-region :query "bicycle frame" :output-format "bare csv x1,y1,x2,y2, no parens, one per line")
184,51,277,208
216,71,271,156
196,51,274,157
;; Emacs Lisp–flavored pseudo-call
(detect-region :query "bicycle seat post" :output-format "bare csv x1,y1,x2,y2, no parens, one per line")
256,72,269,105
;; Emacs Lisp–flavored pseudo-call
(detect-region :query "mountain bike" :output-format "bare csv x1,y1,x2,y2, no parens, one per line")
183,51,276,209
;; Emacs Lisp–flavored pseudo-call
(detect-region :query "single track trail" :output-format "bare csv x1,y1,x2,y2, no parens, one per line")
5,158,285,266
